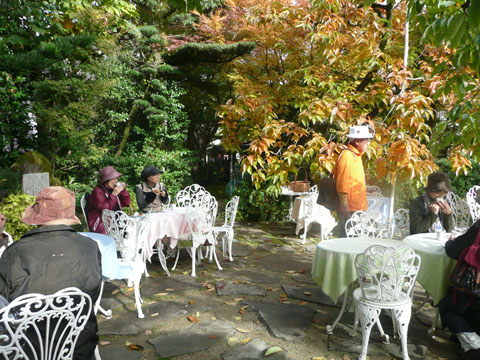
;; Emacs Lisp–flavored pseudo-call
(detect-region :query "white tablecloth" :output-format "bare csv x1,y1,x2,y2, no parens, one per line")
141,208,193,259
312,237,402,303
292,196,336,237
403,233,457,305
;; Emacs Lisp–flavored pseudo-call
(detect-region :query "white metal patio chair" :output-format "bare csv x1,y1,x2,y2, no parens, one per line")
308,184,319,203
175,184,210,207
102,210,151,318
0,287,92,360
366,185,382,197
211,196,240,261
0,231,13,258
392,208,410,240
346,211,392,239
351,245,421,360
295,193,337,244
466,185,480,223
172,194,222,276
345,211,368,238
447,191,472,232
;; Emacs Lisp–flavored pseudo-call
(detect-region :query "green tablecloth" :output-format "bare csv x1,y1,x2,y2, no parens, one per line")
403,233,457,305
311,237,402,304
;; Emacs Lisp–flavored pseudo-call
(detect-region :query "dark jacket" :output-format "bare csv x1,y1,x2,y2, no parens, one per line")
409,194,454,235
0,225,102,359
439,219,480,333
87,184,131,234
135,181,169,213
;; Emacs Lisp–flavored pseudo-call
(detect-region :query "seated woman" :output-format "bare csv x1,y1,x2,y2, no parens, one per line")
439,219,480,360
135,165,169,213
409,171,454,235
87,166,131,234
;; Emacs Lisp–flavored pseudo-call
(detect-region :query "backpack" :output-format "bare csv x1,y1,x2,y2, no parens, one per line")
317,177,339,211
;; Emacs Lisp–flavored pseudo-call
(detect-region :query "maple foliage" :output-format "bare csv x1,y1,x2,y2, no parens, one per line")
194,0,480,196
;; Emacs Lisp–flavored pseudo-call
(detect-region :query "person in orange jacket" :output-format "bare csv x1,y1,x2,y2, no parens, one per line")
332,125,374,237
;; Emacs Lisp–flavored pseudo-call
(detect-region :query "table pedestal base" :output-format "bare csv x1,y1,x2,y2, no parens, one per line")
326,287,350,335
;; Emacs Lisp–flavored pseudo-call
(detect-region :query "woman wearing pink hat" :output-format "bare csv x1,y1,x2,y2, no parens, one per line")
87,166,131,234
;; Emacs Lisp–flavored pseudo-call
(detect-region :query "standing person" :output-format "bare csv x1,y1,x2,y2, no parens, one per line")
0,186,102,360
135,165,169,213
333,124,374,237
87,166,131,234
439,219,480,360
409,171,453,235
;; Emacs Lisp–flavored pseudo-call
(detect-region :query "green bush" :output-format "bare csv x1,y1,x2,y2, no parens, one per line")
0,192,36,241
233,180,289,223
437,158,480,198
0,168,21,195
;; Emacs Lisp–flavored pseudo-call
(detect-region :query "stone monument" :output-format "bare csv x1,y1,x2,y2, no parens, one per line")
22,173,50,196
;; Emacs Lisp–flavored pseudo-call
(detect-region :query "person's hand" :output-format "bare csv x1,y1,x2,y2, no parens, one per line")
437,199,452,215
429,202,440,215
112,183,125,196
160,190,166,197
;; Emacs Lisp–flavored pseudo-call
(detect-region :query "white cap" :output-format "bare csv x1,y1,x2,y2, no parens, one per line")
346,125,374,139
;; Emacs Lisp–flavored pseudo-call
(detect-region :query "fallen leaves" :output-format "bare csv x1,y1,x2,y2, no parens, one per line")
235,328,251,333
150,313,159,317
155,292,169,296
188,300,195,305
240,337,252,344
265,346,282,356
227,337,238,346
233,316,242,321
145,330,152,335
125,341,144,351
165,288,175,292
111,289,119,295
304,291,312,296
187,315,198,323
342,355,351,360
208,335,217,339
98,341,110,346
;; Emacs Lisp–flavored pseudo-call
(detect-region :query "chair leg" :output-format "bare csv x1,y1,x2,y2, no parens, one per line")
133,277,144,319
211,244,223,271
358,303,381,360
393,305,411,360
191,246,197,277
157,242,171,276
94,280,112,319
94,345,102,360
227,231,233,262
302,221,309,244
172,248,181,271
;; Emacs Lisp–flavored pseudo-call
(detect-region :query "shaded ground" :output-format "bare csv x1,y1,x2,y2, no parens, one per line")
96,222,460,360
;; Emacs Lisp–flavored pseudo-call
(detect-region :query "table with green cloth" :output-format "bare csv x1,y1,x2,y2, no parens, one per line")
311,236,402,304
403,232,457,305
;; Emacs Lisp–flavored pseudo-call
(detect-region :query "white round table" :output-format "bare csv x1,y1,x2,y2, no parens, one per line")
403,232,457,305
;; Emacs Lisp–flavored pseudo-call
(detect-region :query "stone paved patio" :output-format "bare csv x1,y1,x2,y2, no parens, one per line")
95,222,460,360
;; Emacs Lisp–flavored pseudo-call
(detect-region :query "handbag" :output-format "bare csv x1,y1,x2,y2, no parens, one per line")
450,236,480,297
289,167,310,192
317,177,339,211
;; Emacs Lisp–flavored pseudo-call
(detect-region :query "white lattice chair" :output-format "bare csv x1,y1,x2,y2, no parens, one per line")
0,231,13,258
345,211,368,238
295,193,337,244
102,210,151,318
308,185,319,203
172,194,222,276
366,185,382,197
346,211,392,239
175,184,210,207
392,208,410,240
351,245,421,360
0,287,92,360
466,185,480,223
211,196,240,261
447,192,472,232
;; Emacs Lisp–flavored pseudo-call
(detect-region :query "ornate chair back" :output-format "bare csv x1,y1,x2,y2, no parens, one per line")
0,287,91,360
466,185,480,223
345,211,368,238
223,196,240,228
366,185,382,197
175,184,209,208
363,211,392,238
102,210,138,261
447,192,472,230
392,208,410,240
308,185,319,203
355,245,420,303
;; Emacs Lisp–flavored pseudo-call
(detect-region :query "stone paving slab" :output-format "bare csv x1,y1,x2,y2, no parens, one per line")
216,281,266,296
99,301,212,335
244,301,316,342
97,344,143,360
149,321,235,358
231,242,253,257
328,329,427,359
291,274,316,284
282,285,343,306
221,339,291,360
211,269,279,284
254,253,313,273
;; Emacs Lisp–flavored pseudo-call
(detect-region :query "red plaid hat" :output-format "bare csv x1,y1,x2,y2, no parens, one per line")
22,186,81,226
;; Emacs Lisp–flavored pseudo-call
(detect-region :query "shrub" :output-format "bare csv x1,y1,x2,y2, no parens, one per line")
0,192,36,241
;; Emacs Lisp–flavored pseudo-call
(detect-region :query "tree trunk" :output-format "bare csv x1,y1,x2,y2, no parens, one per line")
114,104,138,160
389,174,397,223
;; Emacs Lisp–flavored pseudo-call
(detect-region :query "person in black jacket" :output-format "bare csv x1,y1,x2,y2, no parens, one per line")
0,186,102,360
409,171,454,235
439,219,480,359
135,165,169,213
